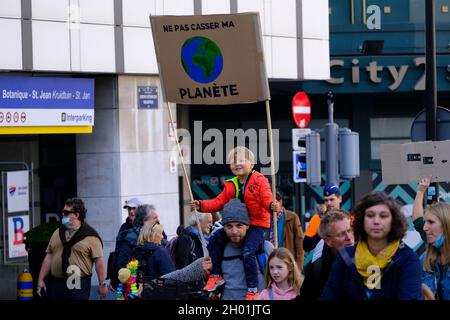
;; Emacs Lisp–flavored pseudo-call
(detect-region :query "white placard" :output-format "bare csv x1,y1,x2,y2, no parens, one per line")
7,170,29,213
8,215,30,258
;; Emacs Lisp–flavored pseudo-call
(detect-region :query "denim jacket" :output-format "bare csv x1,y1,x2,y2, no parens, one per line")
423,263,450,300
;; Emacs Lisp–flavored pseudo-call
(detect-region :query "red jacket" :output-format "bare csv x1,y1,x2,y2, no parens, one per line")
199,171,273,228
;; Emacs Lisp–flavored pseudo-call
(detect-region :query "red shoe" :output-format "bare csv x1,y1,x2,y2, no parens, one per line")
245,291,259,300
203,275,225,292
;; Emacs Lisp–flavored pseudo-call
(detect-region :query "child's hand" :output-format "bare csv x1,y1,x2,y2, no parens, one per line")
270,201,280,213
417,176,432,193
190,200,200,210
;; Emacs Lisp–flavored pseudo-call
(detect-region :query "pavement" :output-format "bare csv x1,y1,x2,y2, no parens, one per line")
89,285,117,300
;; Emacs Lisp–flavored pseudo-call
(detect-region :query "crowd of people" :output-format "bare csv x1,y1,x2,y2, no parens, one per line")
34,147,449,301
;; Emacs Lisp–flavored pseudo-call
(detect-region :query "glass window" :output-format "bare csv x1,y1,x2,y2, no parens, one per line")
370,118,414,138
371,139,410,160
370,117,413,160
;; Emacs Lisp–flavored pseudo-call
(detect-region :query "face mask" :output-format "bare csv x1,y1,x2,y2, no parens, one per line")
433,234,445,249
62,217,72,226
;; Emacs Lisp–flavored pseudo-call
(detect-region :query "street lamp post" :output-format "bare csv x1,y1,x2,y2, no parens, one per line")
425,0,439,199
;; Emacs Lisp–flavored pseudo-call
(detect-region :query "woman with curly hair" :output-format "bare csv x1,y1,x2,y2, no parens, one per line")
321,192,423,300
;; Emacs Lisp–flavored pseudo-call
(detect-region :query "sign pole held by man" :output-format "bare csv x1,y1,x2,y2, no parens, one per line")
166,102,209,254
265,100,278,248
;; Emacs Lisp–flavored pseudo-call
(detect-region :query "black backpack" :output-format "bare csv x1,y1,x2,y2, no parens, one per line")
130,246,154,283
108,228,134,289
106,251,118,283
166,225,194,268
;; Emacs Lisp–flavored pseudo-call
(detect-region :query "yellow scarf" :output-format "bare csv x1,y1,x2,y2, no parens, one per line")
355,240,400,289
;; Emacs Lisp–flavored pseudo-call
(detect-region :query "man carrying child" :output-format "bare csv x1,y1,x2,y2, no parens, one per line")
192,146,279,300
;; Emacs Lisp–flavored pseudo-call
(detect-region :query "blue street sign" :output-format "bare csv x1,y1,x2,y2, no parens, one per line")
0,76,94,109
293,150,307,183
137,86,158,109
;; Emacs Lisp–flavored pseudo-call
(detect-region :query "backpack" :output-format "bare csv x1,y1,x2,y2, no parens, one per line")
106,251,118,283
165,225,188,266
109,228,138,290
166,236,180,264
131,246,153,281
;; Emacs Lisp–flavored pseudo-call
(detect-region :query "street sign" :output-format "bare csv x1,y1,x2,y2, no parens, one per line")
292,91,311,128
137,86,159,109
293,150,307,183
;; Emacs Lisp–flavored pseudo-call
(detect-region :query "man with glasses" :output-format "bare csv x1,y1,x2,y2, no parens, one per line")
299,210,354,300
36,197,107,300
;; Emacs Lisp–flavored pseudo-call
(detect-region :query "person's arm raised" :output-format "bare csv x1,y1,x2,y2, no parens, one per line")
412,176,431,222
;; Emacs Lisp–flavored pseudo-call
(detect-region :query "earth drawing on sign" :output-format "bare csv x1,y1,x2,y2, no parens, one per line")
181,36,223,84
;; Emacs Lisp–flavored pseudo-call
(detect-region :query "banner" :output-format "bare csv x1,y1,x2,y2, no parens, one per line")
150,13,270,105
8,215,30,258
7,170,29,213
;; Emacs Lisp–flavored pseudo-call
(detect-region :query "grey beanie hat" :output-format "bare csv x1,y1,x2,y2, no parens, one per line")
222,199,250,225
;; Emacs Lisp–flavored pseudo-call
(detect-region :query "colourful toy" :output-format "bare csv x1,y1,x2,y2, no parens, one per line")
116,259,140,300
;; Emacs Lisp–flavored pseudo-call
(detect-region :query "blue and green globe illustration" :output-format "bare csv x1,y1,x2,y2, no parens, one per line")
181,36,223,84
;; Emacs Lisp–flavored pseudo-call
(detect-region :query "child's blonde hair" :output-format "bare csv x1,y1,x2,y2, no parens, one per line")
138,222,164,245
227,146,255,164
265,248,303,293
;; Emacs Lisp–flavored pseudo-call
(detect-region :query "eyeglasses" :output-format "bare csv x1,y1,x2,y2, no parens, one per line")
62,210,77,216
329,228,354,240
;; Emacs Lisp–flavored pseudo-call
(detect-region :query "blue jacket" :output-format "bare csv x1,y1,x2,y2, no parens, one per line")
132,242,175,280
321,242,423,300
423,263,450,300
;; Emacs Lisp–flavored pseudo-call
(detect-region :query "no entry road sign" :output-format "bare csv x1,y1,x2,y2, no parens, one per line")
292,91,311,128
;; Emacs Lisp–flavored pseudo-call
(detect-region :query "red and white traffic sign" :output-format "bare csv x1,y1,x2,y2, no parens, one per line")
292,91,311,128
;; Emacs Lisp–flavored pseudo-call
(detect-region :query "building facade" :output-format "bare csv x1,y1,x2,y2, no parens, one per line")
1,0,449,299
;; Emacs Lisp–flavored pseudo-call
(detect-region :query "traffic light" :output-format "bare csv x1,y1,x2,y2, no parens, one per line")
306,132,321,186
292,129,310,183
297,137,306,151
292,129,321,184
338,128,360,180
